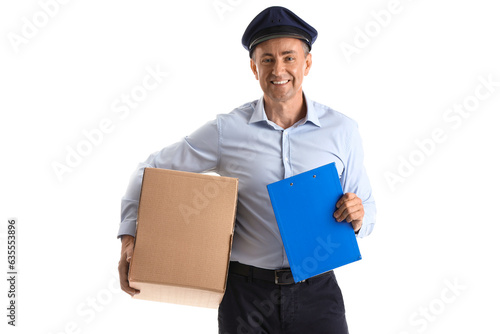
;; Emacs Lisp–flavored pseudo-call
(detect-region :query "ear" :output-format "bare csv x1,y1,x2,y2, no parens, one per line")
250,58,259,80
304,53,312,76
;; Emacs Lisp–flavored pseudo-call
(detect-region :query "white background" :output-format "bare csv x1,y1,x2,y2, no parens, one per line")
1,0,499,333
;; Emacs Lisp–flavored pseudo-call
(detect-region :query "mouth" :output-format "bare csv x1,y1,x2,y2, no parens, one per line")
271,79,290,85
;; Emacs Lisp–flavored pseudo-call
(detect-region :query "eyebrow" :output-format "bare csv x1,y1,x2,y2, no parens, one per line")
260,50,297,57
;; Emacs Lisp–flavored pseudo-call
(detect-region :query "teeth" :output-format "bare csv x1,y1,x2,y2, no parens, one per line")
273,80,288,84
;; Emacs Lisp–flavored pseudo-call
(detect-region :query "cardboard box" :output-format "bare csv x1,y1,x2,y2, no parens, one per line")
128,168,238,309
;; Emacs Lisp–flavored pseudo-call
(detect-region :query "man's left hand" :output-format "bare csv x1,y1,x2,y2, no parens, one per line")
333,193,364,233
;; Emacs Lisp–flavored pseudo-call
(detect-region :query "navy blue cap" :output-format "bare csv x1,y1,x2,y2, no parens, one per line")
242,6,318,56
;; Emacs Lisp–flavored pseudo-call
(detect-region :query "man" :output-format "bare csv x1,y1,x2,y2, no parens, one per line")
117,6,375,333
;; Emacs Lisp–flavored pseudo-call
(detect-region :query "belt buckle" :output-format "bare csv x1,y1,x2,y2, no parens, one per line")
274,269,293,285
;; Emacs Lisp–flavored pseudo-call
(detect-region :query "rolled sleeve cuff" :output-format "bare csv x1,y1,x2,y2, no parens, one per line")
356,201,376,238
117,219,137,239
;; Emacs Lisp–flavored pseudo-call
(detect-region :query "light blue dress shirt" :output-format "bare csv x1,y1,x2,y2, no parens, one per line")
118,94,376,270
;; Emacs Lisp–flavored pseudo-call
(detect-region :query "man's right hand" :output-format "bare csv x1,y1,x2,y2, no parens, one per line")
118,235,140,296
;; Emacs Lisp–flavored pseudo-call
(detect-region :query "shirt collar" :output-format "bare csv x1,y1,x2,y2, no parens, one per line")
248,93,322,127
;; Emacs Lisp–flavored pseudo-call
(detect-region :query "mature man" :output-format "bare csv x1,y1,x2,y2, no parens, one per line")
117,6,375,333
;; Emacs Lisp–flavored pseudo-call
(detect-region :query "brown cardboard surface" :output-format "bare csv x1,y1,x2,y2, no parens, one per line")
129,168,238,309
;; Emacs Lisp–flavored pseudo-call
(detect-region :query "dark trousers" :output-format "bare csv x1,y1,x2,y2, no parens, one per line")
218,267,349,334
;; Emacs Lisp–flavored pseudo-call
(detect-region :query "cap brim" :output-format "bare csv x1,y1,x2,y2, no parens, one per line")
249,33,310,51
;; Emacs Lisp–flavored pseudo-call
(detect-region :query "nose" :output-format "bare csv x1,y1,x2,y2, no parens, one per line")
272,58,285,76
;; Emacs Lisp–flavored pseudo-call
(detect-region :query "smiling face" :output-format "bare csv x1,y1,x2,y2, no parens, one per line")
250,37,312,104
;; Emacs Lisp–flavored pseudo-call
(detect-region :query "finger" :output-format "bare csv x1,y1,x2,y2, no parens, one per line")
345,197,364,222
334,197,361,220
337,197,361,213
118,255,140,296
343,209,364,223
118,271,134,296
335,194,348,208
333,200,348,219
335,193,359,209
333,206,345,220
335,206,351,222
335,195,346,208
119,270,139,296
344,192,357,199
122,281,140,297
336,204,363,222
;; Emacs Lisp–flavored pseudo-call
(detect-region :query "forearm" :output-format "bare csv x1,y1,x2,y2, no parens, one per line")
120,235,135,247
117,162,151,239
116,119,220,239
342,123,376,238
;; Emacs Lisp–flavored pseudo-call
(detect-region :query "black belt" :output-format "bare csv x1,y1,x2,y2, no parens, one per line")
229,261,297,285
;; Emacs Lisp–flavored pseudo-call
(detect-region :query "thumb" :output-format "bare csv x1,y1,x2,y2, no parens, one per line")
126,246,134,263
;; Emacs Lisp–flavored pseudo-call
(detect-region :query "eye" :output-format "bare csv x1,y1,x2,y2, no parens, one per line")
262,58,273,64
285,56,295,61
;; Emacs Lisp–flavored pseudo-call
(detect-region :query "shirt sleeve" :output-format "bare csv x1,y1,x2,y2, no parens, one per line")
117,118,220,238
340,123,376,238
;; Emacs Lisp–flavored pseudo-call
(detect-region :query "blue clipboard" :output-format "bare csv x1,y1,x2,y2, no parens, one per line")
267,162,361,282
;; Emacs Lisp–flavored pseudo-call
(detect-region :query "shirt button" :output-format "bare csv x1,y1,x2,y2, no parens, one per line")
285,157,289,162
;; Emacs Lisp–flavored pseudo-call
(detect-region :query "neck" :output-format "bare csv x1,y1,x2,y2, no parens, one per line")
263,92,307,129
